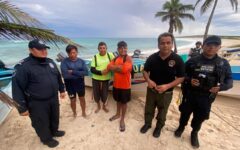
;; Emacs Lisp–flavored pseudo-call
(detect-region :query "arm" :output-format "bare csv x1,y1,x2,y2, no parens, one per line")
107,60,121,72
156,77,184,92
60,60,75,79
54,62,65,93
12,65,29,114
209,60,233,93
72,59,88,76
143,57,156,88
90,56,102,75
57,68,66,99
143,70,157,88
220,60,233,91
90,67,102,75
120,56,132,73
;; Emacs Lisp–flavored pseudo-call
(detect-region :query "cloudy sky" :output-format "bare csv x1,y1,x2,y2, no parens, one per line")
12,0,240,38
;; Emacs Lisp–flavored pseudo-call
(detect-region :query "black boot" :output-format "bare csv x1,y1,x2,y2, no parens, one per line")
191,131,200,148
43,139,59,148
152,127,161,138
174,125,185,138
53,130,65,137
140,124,151,134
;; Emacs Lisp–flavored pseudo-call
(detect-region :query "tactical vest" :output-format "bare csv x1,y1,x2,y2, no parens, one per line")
190,56,224,91
190,48,201,57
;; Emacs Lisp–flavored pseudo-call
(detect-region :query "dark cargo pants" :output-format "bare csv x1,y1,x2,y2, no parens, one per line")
144,87,173,128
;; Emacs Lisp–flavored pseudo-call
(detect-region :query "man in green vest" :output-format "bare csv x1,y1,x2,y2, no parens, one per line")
90,42,114,113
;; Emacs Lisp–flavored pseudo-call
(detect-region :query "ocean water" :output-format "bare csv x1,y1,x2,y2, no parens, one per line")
0,38,194,65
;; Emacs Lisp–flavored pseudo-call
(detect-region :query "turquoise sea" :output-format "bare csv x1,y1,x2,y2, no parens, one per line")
0,38,194,65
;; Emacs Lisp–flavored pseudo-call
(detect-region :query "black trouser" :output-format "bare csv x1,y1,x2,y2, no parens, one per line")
179,92,213,132
28,96,59,142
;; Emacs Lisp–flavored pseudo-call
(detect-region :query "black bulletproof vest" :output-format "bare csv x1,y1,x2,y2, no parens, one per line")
191,56,223,91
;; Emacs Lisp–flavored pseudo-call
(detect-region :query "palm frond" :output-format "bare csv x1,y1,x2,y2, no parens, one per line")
155,11,169,17
200,0,215,14
178,13,195,20
0,1,84,48
175,18,183,33
195,0,203,8
0,1,43,27
0,22,83,48
0,90,19,108
179,5,195,12
230,0,238,12
161,15,170,22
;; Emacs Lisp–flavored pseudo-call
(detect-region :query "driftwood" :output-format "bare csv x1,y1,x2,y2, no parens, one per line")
0,90,19,108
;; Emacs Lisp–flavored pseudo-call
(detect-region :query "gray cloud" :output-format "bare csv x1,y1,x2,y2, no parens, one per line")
12,0,240,37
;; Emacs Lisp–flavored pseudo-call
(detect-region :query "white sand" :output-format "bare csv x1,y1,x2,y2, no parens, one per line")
0,86,239,150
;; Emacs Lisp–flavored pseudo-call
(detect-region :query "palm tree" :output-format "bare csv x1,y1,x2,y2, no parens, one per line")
195,0,238,40
155,0,195,53
0,0,81,47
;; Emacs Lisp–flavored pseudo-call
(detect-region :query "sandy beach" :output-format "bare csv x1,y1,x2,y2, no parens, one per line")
0,85,239,150
0,38,239,150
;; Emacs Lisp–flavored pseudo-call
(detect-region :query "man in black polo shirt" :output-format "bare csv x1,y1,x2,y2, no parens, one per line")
140,32,185,138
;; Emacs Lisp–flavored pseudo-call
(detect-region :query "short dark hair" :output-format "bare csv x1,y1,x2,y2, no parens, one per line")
158,32,174,44
66,44,78,54
196,41,202,45
98,42,107,48
117,41,127,48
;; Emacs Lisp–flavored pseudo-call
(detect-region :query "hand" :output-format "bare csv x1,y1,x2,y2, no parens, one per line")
191,79,200,87
101,69,109,75
20,111,29,116
209,86,220,94
147,79,157,89
68,70,73,74
114,65,122,72
156,84,170,93
60,92,66,99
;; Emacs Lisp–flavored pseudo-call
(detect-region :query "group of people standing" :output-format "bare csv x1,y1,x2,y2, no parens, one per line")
12,32,233,148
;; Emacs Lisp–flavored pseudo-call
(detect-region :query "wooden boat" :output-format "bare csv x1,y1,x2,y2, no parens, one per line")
0,68,14,124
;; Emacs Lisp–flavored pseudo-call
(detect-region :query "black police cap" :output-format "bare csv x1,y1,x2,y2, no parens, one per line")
203,35,221,45
28,39,50,50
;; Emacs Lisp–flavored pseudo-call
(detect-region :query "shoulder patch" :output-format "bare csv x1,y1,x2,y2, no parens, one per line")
17,57,30,65
17,59,25,65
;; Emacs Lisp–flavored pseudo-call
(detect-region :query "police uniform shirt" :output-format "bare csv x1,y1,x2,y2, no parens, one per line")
144,52,185,91
12,54,65,113
185,54,233,92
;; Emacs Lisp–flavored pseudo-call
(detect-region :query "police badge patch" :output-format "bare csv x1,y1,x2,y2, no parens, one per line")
168,60,176,67
49,63,54,68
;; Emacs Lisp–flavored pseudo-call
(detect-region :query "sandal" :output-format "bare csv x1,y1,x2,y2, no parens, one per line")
109,115,120,121
120,123,125,132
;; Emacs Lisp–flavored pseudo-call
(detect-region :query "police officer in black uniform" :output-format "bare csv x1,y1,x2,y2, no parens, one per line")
174,36,233,148
12,39,66,148
189,41,202,58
